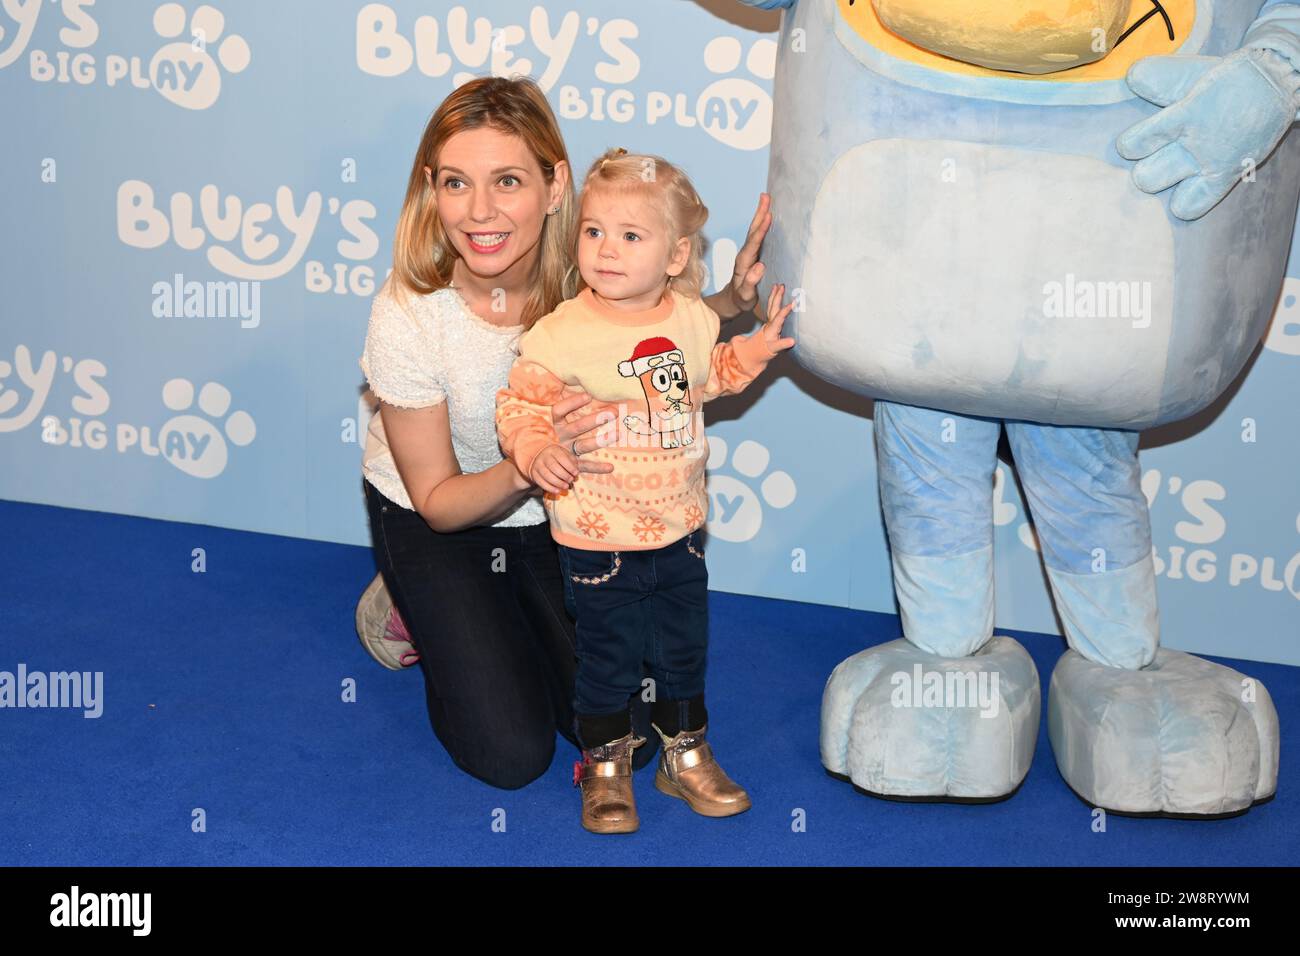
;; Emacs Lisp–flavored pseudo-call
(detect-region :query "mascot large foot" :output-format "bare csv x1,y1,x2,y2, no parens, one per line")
821,637,1040,802
1048,649,1279,819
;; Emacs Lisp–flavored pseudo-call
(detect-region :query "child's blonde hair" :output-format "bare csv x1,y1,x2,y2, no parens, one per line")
574,148,709,300
389,75,577,330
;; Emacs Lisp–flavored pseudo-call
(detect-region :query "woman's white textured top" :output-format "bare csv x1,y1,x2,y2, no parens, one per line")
359,281,546,527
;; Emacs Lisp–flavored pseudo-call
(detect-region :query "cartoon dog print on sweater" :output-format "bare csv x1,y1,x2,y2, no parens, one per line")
619,337,695,449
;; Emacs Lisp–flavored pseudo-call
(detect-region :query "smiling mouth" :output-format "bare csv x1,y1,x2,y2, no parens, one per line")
466,231,510,253
1114,0,1176,50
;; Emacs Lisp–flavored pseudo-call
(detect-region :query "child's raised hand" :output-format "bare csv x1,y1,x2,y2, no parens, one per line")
759,283,797,356
531,442,581,494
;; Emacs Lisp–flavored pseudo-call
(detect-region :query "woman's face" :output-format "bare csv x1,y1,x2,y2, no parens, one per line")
429,126,566,281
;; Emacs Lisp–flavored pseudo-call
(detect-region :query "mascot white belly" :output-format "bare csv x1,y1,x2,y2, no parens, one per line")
743,0,1298,817
763,0,1300,428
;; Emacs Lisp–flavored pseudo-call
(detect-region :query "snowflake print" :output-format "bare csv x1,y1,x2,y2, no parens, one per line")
684,504,704,530
519,379,563,404
576,510,611,540
632,513,667,543
516,363,566,404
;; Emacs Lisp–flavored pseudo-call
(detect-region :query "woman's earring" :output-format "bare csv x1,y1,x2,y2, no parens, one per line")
547,206,559,215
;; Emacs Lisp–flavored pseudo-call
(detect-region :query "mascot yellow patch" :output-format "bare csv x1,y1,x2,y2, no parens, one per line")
843,0,1194,79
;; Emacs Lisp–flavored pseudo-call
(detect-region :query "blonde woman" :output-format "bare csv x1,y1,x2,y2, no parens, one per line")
358,76,771,789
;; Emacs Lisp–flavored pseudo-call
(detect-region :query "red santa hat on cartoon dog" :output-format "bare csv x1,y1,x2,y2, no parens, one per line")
618,337,683,377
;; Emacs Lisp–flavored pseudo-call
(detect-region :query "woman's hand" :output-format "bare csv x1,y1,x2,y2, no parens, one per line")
505,391,616,495
551,391,616,475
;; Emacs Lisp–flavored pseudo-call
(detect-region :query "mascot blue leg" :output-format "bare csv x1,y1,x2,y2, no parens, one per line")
823,409,1280,814
821,402,1040,801
1007,422,1280,817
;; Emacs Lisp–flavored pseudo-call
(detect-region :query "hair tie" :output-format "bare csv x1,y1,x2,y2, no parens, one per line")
600,147,629,170
595,149,626,171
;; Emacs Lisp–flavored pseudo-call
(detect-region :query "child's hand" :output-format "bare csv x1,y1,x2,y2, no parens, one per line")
756,283,797,357
531,442,580,494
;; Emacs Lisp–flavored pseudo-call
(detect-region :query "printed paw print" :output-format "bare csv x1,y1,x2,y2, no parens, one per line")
992,465,1019,528
704,436,795,542
0,359,18,417
1263,276,1300,357
697,36,776,151
159,378,255,479
992,464,1044,553
150,3,250,110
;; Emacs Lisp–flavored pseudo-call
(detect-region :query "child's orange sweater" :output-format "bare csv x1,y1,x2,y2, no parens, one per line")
496,286,773,552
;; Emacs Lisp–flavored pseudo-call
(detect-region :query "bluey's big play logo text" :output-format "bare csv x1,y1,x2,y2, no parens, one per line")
3,1,250,110
0,344,256,480
118,179,382,296
995,461,1300,604
355,4,776,150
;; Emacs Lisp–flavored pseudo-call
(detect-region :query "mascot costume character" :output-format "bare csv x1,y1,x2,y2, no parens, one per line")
738,0,1299,817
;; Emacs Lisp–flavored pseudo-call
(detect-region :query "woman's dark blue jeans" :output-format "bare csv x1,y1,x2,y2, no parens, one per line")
557,531,711,749
363,479,659,789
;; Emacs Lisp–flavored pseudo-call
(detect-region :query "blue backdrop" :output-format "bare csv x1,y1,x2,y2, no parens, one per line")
1,0,1296,664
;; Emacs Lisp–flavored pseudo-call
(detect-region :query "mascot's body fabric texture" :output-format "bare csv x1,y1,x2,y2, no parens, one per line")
742,0,1297,816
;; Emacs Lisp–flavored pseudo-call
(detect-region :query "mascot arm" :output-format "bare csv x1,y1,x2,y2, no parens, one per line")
1117,3,1300,220
1246,2,1300,100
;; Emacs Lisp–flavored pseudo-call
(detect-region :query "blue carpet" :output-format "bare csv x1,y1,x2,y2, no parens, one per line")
0,498,1294,866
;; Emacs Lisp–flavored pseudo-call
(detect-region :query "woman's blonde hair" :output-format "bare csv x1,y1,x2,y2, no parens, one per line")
389,76,576,330
575,148,709,300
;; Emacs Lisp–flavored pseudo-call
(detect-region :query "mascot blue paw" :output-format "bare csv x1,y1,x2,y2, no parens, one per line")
821,637,1040,802
1048,648,1280,818
1119,47,1300,220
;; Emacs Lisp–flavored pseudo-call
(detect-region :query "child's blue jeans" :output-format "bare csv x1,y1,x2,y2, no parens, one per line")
558,531,710,748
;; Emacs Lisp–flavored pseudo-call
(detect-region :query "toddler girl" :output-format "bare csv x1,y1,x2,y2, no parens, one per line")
496,147,793,834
